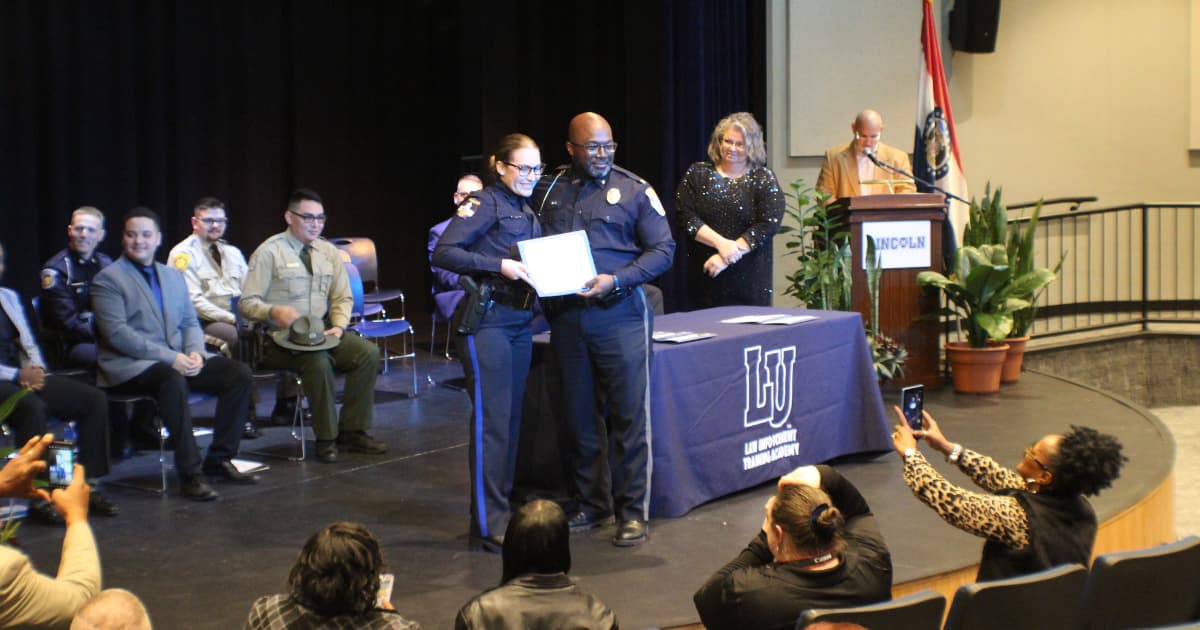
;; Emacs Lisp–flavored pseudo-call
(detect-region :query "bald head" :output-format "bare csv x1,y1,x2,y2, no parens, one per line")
851,109,884,154
565,112,616,179
71,589,152,630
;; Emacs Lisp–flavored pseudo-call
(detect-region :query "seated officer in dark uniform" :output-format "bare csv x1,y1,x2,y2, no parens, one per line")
531,112,675,547
39,206,113,368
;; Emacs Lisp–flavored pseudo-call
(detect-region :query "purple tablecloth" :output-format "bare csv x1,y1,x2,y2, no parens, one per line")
647,307,889,517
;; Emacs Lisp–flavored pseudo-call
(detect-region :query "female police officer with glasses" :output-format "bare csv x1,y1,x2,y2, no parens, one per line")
432,133,543,552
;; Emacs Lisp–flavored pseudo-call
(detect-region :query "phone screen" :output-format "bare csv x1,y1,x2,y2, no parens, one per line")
901,385,924,432
376,573,395,608
46,442,75,488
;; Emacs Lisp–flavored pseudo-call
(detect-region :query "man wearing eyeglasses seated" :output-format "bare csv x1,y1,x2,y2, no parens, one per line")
531,112,675,547
239,188,387,464
167,197,274,439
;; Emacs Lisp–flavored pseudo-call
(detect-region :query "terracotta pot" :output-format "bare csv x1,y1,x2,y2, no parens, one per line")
1001,335,1031,383
945,341,1009,394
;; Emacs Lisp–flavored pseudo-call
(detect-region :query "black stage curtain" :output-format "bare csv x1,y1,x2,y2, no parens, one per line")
0,0,761,314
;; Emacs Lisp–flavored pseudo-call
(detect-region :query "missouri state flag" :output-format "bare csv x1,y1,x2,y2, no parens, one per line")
914,0,969,248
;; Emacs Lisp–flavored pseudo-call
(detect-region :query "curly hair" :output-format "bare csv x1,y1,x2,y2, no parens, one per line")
706,112,767,168
288,522,383,617
1048,426,1127,497
772,484,847,555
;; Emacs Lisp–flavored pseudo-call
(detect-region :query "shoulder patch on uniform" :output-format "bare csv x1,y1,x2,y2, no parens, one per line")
41,269,60,289
173,252,191,271
456,197,481,218
646,187,665,216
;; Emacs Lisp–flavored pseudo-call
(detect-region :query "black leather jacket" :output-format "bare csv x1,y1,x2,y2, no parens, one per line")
455,573,618,630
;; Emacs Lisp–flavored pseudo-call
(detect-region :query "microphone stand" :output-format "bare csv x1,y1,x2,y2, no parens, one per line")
866,151,968,205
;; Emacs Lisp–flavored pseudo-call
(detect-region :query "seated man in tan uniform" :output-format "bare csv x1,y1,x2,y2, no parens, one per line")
816,109,917,203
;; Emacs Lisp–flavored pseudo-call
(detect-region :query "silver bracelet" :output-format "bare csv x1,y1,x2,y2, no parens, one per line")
947,443,964,464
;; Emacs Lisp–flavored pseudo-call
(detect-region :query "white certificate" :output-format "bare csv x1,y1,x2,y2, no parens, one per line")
517,230,598,297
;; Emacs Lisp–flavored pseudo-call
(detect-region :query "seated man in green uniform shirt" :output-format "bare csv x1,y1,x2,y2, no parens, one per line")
238,188,387,463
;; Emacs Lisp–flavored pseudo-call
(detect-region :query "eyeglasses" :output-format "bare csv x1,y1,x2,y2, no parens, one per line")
198,218,228,226
1024,444,1050,472
569,141,619,155
501,161,546,178
288,210,327,224
721,137,746,149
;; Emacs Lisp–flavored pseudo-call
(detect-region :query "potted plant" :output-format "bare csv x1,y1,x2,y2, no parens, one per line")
0,388,32,545
780,181,852,312
918,243,1055,393
865,236,907,382
1002,200,1064,382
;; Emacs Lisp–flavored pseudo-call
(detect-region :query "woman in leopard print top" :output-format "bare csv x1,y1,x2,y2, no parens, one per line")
889,407,1126,580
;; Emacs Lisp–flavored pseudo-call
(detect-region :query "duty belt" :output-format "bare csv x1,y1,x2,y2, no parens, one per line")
491,283,534,310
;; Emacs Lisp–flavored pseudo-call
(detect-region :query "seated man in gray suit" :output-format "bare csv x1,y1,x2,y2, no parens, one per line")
92,207,256,501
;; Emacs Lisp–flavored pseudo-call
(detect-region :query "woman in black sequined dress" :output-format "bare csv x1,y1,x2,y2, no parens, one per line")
675,112,785,309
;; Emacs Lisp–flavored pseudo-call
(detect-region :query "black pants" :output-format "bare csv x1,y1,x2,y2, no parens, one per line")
107,356,251,479
0,375,111,478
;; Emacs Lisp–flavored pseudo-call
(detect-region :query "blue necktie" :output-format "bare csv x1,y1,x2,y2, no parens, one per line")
139,265,165,315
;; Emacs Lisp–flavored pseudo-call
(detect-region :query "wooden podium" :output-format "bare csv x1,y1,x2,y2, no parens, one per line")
829,193,946,389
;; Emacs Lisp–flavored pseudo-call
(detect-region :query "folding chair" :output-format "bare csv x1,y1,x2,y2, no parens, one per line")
105,391,215,494
943,563,1087,630
798,589,946,630
345,262,418,396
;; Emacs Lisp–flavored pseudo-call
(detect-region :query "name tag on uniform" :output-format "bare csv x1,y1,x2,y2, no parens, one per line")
285,262,300,268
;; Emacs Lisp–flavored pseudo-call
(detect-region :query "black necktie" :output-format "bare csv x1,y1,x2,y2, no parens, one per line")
209,244,222,270
299,245,313,275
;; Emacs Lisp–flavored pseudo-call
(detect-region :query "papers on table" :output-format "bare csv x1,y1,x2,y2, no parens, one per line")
653,331,716,344
719,313,818,325
516,230,598,297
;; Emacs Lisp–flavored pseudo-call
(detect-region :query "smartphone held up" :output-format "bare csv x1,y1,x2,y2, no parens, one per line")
901,385,924,434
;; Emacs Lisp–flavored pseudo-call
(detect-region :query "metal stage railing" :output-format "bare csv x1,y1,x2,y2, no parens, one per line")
1005,198,1200,339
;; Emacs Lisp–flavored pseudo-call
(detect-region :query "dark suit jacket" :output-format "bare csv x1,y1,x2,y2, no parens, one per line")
92,255,205,387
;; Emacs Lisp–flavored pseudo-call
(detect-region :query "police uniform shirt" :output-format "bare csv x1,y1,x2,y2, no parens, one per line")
39,248,113,343
167,234,249,324
239,232,352,330
532,165,675,288
431,184,541,276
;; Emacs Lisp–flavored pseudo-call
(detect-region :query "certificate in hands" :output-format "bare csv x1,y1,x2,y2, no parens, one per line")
516,230,598,297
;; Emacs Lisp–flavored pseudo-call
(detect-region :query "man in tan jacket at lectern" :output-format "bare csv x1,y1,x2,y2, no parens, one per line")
816,109,917,203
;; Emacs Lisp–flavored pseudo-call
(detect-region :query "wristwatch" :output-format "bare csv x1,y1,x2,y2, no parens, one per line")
903,448,917,460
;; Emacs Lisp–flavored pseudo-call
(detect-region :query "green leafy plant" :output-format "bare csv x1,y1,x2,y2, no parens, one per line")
918,244,1055,347
0,387,33,545
780,180,852,311
1006,200,1065,337
962,183,1007,248
864,236,907,380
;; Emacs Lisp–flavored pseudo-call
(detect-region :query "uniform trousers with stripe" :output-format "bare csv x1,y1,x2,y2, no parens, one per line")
454,302,532,539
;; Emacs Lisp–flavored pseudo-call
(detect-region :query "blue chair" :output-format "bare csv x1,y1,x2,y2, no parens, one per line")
1077,536,1200,630
797,589,946,630
345,263,418,396
330,237,405,318
943,563,1088,630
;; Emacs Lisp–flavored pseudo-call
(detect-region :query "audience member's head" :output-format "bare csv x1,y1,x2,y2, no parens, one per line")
767,483,847,560
501,499,571,584
804,622,868,630
1032,425,1126,498
70,588,152,630
288,521,384,617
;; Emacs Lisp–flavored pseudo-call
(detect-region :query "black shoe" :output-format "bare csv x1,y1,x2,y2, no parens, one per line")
613,519,648,547
88,491,120,517
202,459,260,485
179,476,219,501
242,421,261,440
27,499,65,525
470,534,504,553
269,398,297,425
336,431,388,454
315,440,339,463
567,511,614,533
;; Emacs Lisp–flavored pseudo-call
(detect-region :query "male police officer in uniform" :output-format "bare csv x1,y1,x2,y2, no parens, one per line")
239,188,387,464
531,112,675,546
40,206,113,368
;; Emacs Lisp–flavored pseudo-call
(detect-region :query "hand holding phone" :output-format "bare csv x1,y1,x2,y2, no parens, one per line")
901,385,924,434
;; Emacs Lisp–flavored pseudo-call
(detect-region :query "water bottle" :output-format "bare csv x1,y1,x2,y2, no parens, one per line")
63,421,78,452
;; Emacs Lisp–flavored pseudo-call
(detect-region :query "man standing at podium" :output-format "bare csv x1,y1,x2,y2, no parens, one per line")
816,109,916,202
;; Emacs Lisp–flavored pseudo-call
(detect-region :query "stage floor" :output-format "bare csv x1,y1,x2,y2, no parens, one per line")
13,356,1172,630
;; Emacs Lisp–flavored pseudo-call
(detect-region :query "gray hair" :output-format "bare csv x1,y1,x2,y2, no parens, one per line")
707,112,767,168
